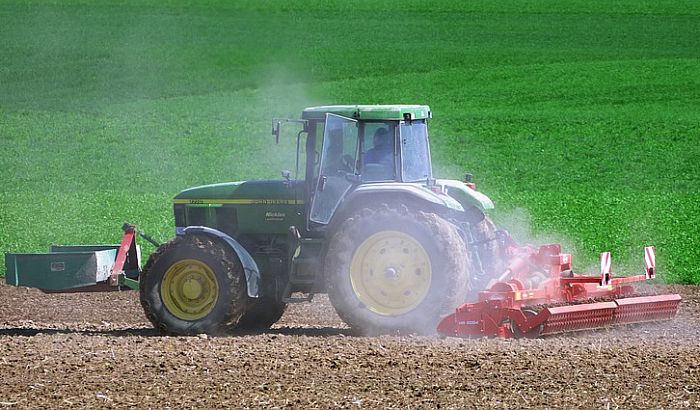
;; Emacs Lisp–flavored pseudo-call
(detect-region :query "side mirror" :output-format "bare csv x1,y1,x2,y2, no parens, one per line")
271,118,307,145
272,120,281,144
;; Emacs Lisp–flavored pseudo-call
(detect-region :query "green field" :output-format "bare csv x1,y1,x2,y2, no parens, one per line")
1,0,699,282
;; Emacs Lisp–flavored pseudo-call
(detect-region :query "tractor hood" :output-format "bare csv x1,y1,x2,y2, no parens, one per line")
172,180,305,236
173,180,302,205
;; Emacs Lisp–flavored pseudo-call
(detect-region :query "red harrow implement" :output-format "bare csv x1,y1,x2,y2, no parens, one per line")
437,243,681,338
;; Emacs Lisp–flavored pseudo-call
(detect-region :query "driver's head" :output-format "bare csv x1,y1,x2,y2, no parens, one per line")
373,127,390,149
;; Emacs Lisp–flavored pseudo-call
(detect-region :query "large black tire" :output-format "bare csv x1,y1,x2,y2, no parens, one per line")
139,234,248,335
325,206,469,335
236,296,287,330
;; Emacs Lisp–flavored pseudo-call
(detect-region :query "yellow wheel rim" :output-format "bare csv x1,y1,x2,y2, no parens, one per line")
350,231,432,316
161,259,219,321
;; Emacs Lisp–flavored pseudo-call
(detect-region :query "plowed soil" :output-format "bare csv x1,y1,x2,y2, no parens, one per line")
0,284,698,409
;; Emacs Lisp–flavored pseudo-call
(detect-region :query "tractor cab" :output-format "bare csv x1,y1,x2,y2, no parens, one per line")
293,105,434,227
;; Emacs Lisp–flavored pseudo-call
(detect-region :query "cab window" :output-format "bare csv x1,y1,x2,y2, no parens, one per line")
361,122,396,181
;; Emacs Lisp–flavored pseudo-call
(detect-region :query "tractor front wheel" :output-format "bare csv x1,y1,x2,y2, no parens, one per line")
325,206,470,335
139,234,248,335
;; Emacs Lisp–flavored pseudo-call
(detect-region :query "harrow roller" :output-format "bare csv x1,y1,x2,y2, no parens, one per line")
538,302,618,336
613,294,682,324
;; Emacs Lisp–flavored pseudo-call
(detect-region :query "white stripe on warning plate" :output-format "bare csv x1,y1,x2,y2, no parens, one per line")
644,246,656,279
600,252,611,274
645,246,655,270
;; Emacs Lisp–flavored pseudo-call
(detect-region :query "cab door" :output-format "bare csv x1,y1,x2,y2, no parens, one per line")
309,113,358,224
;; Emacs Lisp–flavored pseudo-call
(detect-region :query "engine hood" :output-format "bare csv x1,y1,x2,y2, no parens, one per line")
173,180,303,205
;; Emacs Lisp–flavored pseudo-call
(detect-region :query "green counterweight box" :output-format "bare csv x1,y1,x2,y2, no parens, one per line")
5,245,119,291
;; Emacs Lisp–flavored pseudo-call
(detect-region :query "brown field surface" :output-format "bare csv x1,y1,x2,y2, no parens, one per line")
0,284,698,409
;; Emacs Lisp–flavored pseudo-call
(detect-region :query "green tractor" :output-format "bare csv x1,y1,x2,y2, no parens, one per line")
5,105,505,335
139,105,504,335
7,104,682,337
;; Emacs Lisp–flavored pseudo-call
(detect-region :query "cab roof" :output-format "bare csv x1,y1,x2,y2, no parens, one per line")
302,105,431,121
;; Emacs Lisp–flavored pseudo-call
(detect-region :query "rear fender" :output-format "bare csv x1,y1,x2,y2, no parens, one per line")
328,184,460,230
341,182,464,211
178,226,260,298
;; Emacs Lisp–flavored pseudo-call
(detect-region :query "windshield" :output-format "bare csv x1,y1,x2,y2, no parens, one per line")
400,120,431,182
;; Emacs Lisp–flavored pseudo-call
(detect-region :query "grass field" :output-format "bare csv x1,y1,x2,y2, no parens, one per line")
1,0,699,282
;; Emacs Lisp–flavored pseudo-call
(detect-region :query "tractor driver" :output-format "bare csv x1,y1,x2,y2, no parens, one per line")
364,127,393,166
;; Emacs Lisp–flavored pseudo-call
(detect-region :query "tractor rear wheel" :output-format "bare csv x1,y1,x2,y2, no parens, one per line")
139,234,248,335
325,206,469,335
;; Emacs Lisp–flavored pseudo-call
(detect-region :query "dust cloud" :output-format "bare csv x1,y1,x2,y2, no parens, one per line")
494,207,578,259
